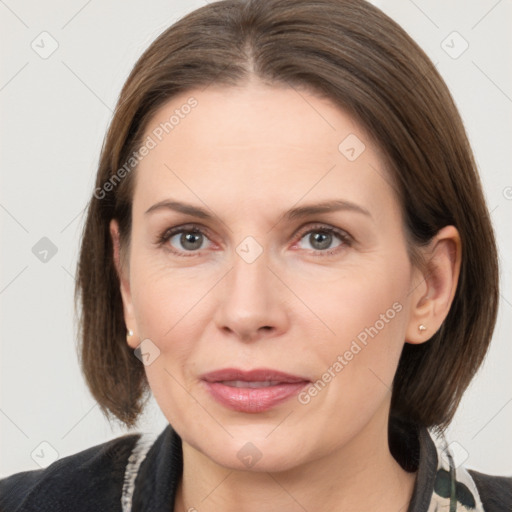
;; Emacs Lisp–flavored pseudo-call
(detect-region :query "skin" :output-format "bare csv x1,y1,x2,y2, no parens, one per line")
110,79,461,512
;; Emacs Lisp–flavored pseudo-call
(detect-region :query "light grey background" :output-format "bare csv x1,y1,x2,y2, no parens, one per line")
1,0,511,477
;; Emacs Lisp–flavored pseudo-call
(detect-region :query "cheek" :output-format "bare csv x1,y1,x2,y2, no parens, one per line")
299,263,410,384
130,245,196,333
129,265,208,426
289,267,410,442
131,268,197,351
129,256,218,392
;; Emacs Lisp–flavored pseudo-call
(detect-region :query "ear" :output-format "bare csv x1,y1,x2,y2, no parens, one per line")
405,225,461,344
109,219,139,349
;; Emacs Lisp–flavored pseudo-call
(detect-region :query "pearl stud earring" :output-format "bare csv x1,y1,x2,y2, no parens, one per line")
127,329,134,339
418,324,427,332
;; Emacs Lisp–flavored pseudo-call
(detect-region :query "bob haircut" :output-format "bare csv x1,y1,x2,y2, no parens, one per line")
75,0,499,433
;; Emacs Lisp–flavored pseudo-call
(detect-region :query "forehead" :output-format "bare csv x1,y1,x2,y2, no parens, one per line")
133,82,399,222
143,82,369,162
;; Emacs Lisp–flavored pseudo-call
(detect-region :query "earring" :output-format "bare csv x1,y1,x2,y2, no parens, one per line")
418,324,427,332
127,329,134,339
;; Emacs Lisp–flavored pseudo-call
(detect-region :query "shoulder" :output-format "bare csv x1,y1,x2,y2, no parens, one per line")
0,432,142,512
467,468,512,511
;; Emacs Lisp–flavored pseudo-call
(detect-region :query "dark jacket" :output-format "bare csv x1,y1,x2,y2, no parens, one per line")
1,417,511,511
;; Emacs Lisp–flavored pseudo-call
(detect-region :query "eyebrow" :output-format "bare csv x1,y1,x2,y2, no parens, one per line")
145,198,372,222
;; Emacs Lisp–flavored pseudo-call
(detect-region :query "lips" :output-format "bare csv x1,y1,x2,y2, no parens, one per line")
201,368,310,413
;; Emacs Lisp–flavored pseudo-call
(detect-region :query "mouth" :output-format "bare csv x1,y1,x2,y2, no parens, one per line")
200,368,311,413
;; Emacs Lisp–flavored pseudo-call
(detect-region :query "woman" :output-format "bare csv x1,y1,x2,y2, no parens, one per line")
1,0,510,510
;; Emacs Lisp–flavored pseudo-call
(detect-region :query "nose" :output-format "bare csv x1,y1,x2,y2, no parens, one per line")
213,246,289,343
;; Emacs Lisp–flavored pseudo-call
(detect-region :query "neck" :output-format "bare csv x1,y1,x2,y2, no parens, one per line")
173,407,417,512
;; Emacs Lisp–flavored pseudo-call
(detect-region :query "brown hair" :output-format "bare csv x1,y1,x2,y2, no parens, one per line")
75,0,499,432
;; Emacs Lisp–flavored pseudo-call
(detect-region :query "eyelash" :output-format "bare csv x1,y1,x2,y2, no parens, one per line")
155,223,353,258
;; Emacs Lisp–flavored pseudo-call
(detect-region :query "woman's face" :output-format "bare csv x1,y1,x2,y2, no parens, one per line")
112,82,425,471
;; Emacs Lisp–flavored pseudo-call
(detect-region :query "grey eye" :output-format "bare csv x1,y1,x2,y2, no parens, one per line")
170,231,208,251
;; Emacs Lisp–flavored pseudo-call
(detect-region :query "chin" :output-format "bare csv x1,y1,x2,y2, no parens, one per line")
218,449,302,474
198,432,308,473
